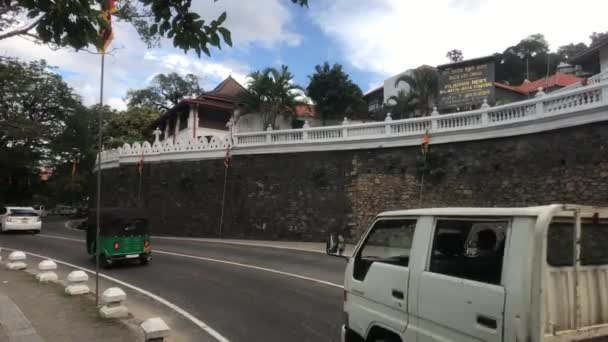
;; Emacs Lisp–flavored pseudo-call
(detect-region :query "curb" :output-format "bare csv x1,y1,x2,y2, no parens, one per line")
0,246,229,342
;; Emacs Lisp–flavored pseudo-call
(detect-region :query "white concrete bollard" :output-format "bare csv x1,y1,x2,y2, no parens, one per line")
99,287,129,319
35,260,58,283
65,270,90,295
141,317,171,341
6,251,27,270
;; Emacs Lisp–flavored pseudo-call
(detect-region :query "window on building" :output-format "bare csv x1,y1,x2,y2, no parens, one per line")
429,219,508,285
547,220,608,266
354,219,417,281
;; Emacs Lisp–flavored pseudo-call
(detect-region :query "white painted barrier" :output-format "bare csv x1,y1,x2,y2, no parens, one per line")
99,287,129,319
96,81,608,170
6,251,27,270
35,260,58,283
65,270,90,295
141,317,171,341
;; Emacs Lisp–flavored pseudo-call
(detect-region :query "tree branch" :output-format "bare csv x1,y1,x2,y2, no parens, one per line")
0,15,44,40
0,4,18,17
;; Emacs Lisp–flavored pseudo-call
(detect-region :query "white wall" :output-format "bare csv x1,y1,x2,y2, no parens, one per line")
383,69,413,104
600,45,608,73
235,113,293,132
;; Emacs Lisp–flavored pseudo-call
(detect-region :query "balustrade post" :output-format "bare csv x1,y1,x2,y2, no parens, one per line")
302,120,310,140
430,107,439,131
342,117,349,138
602,84,608,104
384,113,392,135
480,100,489,126
153,128,162,144
535,87,545,116
266,124,273,143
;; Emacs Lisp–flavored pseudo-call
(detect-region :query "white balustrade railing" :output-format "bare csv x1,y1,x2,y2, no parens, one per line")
307,127,343,141
97,82,608,169
488,102,536,123
346,123,386,137
589,70,608,85
437,111,483,130
543,86,602,114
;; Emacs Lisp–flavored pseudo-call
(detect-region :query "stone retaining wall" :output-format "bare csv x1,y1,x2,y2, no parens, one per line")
99,121,608,242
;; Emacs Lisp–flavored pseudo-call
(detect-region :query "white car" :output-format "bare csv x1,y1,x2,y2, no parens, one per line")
0,206,42,233
331,204,608,342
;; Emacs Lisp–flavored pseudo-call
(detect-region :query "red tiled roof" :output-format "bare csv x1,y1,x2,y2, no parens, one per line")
495,73,583,95
494,82,528,95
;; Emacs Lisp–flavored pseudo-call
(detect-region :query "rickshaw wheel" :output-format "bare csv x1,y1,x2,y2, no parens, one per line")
140,257,149,266
100,254,111,269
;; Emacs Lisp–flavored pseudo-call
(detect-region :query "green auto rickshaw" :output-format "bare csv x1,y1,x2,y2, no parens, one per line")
86,208,151,267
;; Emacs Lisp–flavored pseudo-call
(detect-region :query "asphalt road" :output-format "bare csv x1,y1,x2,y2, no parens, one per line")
0,218,347,342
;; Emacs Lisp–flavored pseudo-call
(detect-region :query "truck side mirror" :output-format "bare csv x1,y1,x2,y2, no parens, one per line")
325,234,349,260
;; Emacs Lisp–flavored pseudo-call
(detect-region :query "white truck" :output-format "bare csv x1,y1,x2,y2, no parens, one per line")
329,204,608,342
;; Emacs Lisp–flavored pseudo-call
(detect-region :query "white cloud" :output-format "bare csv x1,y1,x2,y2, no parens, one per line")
191,0,302,49
311,0,608,78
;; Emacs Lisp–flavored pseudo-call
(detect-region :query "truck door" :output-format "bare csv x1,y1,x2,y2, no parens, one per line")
416,218,509,342
348,218,418,337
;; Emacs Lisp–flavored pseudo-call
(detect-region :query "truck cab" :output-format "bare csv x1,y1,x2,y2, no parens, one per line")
334,204,608,342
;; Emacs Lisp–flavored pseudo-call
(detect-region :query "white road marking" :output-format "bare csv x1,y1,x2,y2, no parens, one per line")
152,236,327,254
0,246,230,342
38,234,345,289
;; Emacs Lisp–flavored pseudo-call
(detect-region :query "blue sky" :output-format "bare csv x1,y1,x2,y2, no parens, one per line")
1,0,607,110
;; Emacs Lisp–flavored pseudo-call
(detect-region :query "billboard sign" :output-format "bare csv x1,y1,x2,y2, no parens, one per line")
438,58,495,110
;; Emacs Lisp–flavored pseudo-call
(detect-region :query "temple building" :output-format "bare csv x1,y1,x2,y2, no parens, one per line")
153,76,245,143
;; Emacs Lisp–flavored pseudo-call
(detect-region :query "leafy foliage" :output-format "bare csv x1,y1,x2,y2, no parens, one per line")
495,34,559,84
557,43,588,61
126,72,202,111
0,57,85,204
386,90,418,119
306,62,366,124
590,31,608,46
239,65,304,128
103,105,159,148
393,67,439,116
0,0,309,55
445,49,464,63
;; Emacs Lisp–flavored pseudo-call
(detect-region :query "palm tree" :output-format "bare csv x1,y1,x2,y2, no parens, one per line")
239,65,304,128
386,90,418,119
394,66,439,116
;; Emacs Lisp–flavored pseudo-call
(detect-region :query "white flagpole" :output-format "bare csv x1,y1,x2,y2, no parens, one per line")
95,52,105,307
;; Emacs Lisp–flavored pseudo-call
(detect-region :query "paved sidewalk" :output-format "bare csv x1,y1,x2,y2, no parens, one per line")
0,266,141,342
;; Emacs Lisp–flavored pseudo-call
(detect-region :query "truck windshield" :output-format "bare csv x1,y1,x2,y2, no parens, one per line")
547,220,608,266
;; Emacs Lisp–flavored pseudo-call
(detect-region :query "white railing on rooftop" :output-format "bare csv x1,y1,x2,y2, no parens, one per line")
589,70,608,85
97,81,608,170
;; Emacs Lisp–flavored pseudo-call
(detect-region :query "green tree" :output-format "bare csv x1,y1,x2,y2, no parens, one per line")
240,65,303,128
385,90,418,119
590,31,608,45
0,0,308,55
496,34,558,84
306,62,366,124
126,73,202,111
557,43,588,61
446,49,464,63
393,67,439,116
0,57,83,204
103,106,160,148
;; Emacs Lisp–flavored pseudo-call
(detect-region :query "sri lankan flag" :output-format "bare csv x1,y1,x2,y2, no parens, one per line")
97,0,117,54
421,128,430,156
